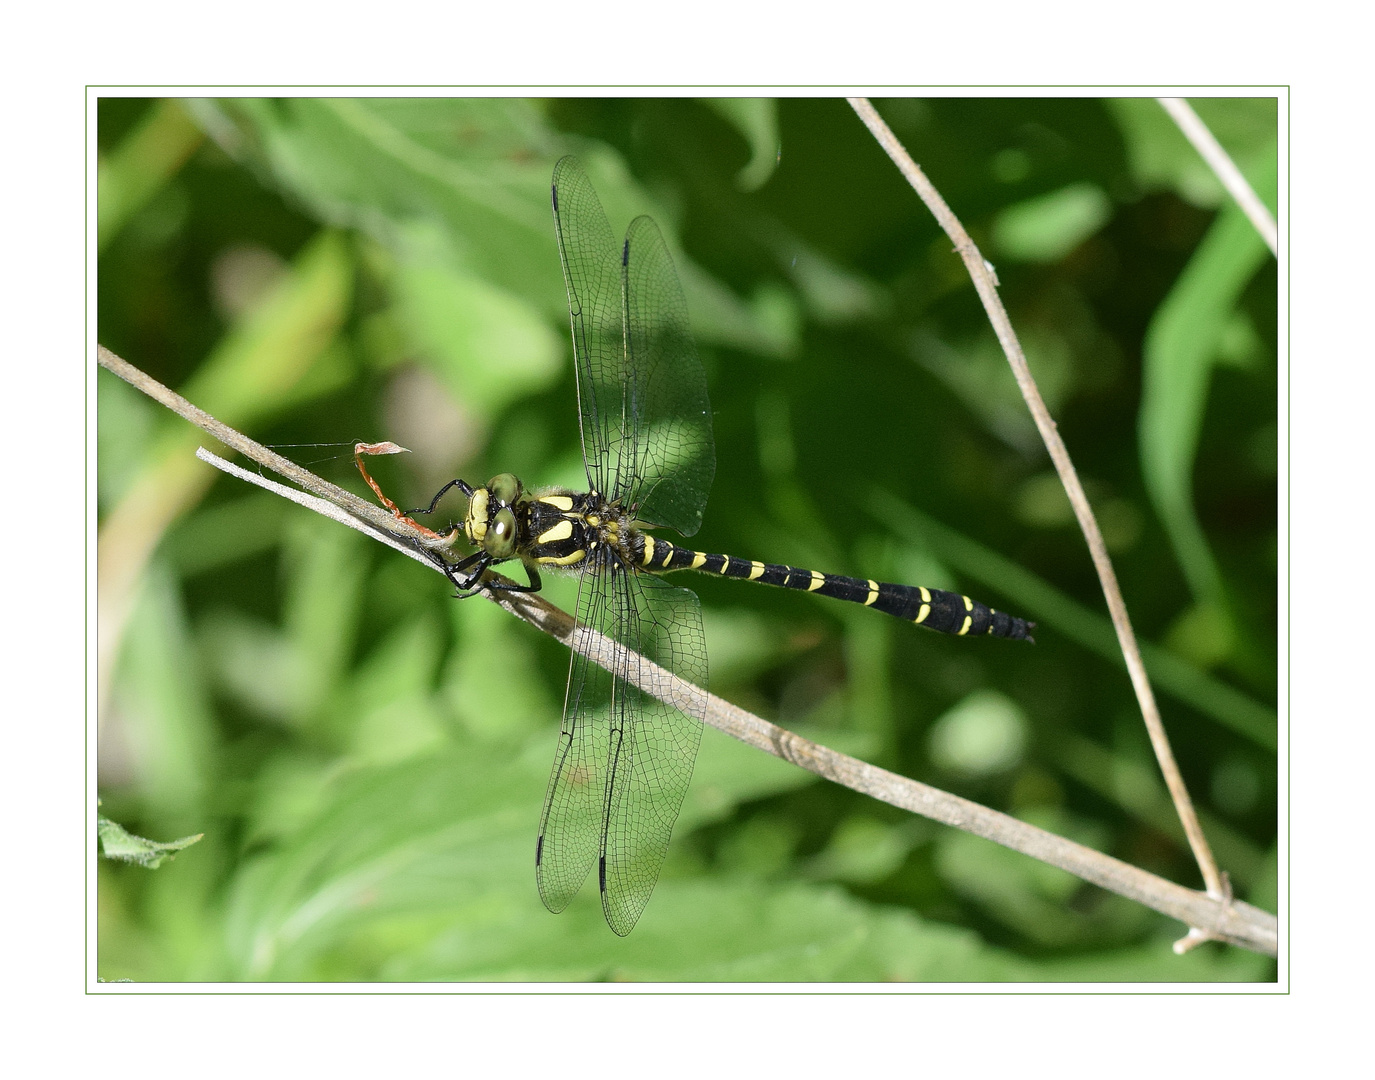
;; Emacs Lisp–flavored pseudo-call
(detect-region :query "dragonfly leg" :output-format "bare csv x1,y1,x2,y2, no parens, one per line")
406,478,474,518
427,548,490,596
483,562,544,594
427,549,544,597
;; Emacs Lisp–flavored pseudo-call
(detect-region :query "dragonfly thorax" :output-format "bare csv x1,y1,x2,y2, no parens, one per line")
464,477,641,574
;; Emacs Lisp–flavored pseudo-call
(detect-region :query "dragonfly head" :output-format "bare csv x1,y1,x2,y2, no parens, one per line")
465,473,525,559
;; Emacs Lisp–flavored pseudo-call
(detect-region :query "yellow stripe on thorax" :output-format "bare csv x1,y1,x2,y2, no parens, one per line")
535,519,573,544
537,550,586,567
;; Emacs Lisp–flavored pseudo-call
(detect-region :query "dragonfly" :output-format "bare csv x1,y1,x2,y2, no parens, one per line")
357,156,1033,935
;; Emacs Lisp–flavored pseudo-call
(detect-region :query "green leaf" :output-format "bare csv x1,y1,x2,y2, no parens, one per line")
98,98,204,251
96,227,354,607
1054,733,1267,891
186,98,793,366
677,725,825,833
218,745,553,980
935,807,1142,949
388,878,1039,982
180,230,354,426
928,689,1029,776
992,182,1112,263
1107,98,1278,207
112,561,219,814
280,514,370,727
219,740,1038,981
97,365,157,509
1138,138,1277,618
701,97,780,191
98,814,203,869
391,252,563,415
909,324,1075,454
343,615,450,764
1035,941,1275,982
805,815,917,885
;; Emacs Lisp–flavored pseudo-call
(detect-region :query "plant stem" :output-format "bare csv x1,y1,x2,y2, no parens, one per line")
99,345,1277,957
847,98,1231,939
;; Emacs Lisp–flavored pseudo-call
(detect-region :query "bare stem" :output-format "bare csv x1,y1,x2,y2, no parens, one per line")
1158,97,1278,255
100,346,1276,957
97,345,445,550
846,99,1230,930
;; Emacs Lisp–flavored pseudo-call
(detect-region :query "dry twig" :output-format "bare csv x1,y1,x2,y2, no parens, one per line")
1158,97,1278,255
847,98,1244,949
97,346,1277,957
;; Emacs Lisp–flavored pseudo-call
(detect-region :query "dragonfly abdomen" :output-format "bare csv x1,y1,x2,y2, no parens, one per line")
637,534,1033,642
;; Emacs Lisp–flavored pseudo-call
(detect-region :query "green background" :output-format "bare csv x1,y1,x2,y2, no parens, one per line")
96,96,1278,982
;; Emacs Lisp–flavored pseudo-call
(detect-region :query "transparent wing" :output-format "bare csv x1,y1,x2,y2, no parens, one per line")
542,156,712,936
622,214,715,535
598,572,705,935
534,565,611,917
551,156,715,537
535,558,706,936
551,156,626,506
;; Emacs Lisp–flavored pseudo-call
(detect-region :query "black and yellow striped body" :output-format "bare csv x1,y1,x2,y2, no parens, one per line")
633,533,1032,641
449,480,1033,642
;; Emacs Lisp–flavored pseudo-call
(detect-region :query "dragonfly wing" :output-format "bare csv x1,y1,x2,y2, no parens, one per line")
536,553,706,935
551,156,629,504
544,156,711,936
598,569,706,936
622,213,715,538
535,566,612,915
552,155,715,538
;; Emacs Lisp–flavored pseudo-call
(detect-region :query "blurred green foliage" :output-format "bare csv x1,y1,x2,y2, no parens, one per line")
98,804,203,870
96,96,1278,982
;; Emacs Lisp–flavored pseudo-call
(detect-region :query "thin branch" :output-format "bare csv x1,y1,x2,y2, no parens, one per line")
95,345,457,723
1158,97,1278,255
846,100,1231,931
192,448,433,563
97,345,449,552
101,347,1277,957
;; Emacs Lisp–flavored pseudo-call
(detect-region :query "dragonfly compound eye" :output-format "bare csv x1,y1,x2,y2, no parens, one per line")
488,473,521,505
485,506,518,559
